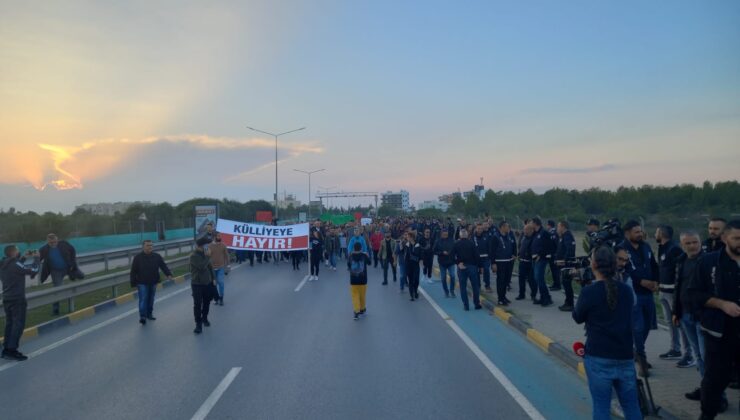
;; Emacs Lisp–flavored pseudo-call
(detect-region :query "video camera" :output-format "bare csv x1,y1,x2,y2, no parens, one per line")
571,218,623,287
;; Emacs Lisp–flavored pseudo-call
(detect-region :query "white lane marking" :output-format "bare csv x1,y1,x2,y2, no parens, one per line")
191,367,242,420
0,285,191,373
419,287,546,420
294,275,310,292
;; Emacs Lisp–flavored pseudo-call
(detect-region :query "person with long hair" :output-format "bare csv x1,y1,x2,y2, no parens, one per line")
573,246,642,420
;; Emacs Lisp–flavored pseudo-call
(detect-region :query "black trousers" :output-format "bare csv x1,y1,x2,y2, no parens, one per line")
561,267,575,306
518,261,535,298
701,324,740,418
422,255,433,278
310,254,321,276
381,259,396,283
407,263,420,298
495,260,513,301
191,284,211,325
291,251,301,270
373,250,380,267
548,257,561,287
3,299,26,351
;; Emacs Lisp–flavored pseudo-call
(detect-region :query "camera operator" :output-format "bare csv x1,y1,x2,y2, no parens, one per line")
655,225,694,367
583,219,600,255
620,220,658,372
1,246,39,361
573,246,642,420
555,221,577,312
688,220,740,420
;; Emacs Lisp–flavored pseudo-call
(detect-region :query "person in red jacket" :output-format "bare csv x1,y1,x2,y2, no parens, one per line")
370,229,383,268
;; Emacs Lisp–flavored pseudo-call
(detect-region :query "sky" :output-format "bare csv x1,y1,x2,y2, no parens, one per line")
1,0,738,214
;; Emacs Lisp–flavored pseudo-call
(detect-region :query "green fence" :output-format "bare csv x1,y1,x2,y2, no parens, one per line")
3,228,193,254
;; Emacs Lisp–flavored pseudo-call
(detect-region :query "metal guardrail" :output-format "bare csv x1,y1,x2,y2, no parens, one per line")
0,255,191,313
76,237,195,272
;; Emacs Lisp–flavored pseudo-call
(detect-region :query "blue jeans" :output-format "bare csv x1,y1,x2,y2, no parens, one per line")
456,265,480,308
398,261,407,290
137,284,156,318
329,251,337,268
681,313,705,376
479,258,491,288
632,293,657,357
533,260,551,302
214,268,225,299
584,355,643,420
439,264,456,295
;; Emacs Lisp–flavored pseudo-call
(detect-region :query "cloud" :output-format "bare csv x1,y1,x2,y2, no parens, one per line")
0,135,323,191
520,164,618,175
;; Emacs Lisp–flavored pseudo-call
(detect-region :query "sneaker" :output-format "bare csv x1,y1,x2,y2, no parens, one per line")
194,324,202,334
353,313,359,320
676,357,696,368
474,305,483,310
203,320,211,327
315,276,319,281
558,304,574,312
4,350,28,361
359,309,366,316
685,388,701,401
540,300,553,307
410,297,415,301
382,281,388,285
139,318,146,325
659,350,682,360
146,316,157,321
332,267,337,271
515,295,526,301
497,300,508,306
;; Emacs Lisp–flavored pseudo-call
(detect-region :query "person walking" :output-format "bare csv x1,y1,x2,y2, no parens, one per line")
38,233,83,315
434,229,456,298
404,231,422,301
573,246,642,420
378,231,396,285
309,231,324,281
420,229,435,284
130,240,173,324
348,242,371,320
190,237,215,334
452,229,482,311
209,233,230,306
1,246,39,361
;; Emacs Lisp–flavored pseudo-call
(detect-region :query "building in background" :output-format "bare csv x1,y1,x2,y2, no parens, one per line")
277,193,301,209
381,190,411,212
75,201,152,216
418,200,449,212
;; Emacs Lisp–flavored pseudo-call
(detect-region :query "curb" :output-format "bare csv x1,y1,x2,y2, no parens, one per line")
2,275,190,347
431,266,678,420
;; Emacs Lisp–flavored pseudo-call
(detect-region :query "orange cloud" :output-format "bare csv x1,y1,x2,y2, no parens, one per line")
0,135,323,191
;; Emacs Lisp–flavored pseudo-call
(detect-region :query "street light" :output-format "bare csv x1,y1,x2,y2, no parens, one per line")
246,125,306,221
294,169,325,221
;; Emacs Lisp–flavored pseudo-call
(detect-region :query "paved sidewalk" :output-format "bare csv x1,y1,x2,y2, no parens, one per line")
480,279,740,420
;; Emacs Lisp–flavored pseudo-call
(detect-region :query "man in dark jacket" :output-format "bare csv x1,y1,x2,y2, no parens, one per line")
473,223,494,293
517,224,536,301
190,237,215,334
493,221,517,306
452,229,481,311
530,218,553,306
687,220,740,419
703,218,726,254
434,230,456,298
655,225,694,366
546,220,561,291
1,245,39,361
130,240,173,325
39,234,82,316
555,221,577,312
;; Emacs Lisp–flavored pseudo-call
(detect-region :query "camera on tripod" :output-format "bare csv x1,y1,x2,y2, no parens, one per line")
572,218,623,287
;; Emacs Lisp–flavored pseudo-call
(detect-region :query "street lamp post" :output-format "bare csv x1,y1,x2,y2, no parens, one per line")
246,125,306,221
294,169,325,221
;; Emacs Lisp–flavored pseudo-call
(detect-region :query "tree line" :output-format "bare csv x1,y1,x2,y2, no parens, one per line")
1,181,737,243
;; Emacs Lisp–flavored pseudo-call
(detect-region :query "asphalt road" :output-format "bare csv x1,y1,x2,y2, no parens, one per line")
0,258,592,420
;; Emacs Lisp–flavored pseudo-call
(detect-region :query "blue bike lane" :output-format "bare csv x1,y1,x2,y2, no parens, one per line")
420,282,593,420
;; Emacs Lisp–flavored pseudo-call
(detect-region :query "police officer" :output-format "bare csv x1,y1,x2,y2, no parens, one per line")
546,220,561,291
555,221,577,312
516,224,536,301
688,220,740,419
530,218,553,307
493,221,517,306
473,223,494,293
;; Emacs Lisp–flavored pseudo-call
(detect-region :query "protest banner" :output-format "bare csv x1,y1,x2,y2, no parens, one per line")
216,219,309,251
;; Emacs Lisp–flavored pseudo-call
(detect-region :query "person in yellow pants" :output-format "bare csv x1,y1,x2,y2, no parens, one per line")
348,242,371,320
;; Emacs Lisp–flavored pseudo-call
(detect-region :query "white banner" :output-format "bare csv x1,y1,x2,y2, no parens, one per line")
216,219,309,251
